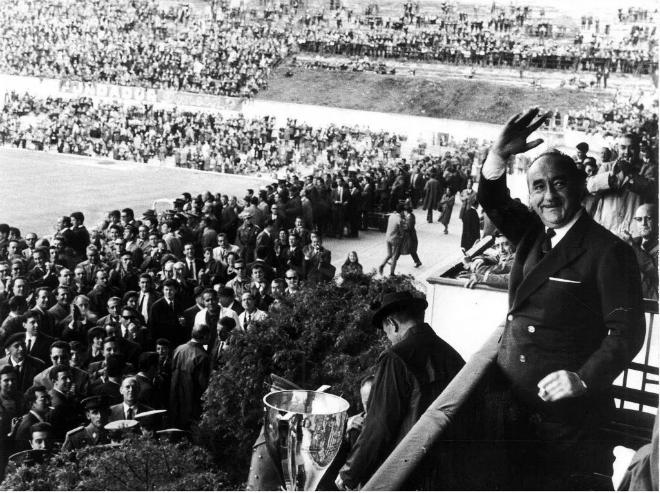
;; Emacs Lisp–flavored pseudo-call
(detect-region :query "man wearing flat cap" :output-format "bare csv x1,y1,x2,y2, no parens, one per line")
336,291,465,490
62,395,111,450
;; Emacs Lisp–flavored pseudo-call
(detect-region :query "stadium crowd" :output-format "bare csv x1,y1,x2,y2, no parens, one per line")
0,0,293,98
295,4,657,74
0,92,405,173
0,0,656,107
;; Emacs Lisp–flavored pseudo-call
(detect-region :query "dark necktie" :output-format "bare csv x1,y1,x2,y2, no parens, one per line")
127,407,134,420
26,338,32,354
540,229,556,256
139,294,145,311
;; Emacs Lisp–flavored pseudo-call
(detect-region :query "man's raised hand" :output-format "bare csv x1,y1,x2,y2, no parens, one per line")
491,108,550,160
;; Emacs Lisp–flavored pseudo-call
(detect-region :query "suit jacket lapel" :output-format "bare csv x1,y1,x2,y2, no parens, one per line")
511,213,588,311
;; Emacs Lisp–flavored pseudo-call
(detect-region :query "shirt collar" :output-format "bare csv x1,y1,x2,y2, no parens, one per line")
548,209,583,248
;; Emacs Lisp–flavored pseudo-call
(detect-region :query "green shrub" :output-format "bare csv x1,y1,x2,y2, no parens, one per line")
1,437,230,491
197,273,423,485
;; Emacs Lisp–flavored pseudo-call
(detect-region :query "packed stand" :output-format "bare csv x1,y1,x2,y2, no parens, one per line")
0,0,293,97
0,92,405,172
295,3,657,74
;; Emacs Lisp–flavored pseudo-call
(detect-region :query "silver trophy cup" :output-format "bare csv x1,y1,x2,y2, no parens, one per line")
264,390,350,491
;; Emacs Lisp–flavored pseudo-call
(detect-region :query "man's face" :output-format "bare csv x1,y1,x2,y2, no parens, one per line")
50,348,69,366
96,271,108,286
107,300,120,317
54,370,73,393
271,281,284,298
241,293,255,311
74,267,85,281
120,378,139,404
139,277,151,292
36,289,50,309
148,235,158,247
163,285,176,301
33,253,45,268
235,263,246,277
184,244,194,259
0,265,8,282
75,298,89,315
7,241,18,256
295,217,303,228
138,227,148,240
103,342,119,359
59,269,73,286
289,235,299,248
108,228,118,241
56,288,70,306
310,235,320,249
618,136,638,162
495,237,513,256
7,341,25,362
32,390,51,414
156,344,170,362
203,293,219,313
218,235,228,248
121,255,133,269
527,156,583,229
30,431,50,450
13,279,27,297
25,234,37,247
0,373,16,396
23,316,38,336
87,408,109,429
285,271,299,289
633,205,657,240
252,267,265,283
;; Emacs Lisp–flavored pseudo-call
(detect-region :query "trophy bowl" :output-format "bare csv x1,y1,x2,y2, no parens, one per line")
264,390,350,491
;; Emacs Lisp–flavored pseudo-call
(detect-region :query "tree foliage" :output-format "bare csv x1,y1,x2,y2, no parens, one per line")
197,273,423,485
1,437,230,491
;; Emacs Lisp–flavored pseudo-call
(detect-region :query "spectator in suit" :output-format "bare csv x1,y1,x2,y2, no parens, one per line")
135,352,161,409
136,274,157,325
182,243,202,284
48,364,83,441
86,270,112,317
148,279,186,348
97,297,122,328
422,172,442,223
331,177,349,238
22,311,53,364
627,203,658,299
32,340,89,399
238,292,268,330
13,385,51,452
31,288,57,338
108,375,153,422
48,286,71,324
0,332,46,392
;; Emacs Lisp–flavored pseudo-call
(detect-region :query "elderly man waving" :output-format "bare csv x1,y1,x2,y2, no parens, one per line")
477,108,645,489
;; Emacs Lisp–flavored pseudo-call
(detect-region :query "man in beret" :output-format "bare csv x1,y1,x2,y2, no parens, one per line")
0,332,46,392
62,395,111,450
336,291,465,490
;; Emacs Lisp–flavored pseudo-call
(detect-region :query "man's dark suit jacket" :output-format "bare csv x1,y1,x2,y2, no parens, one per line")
25,334,54,366
48,302,69,323
108,402,153,422
0,355,46,393
32,307,58,338
182,304,202,336
478,174,645,422
148,298,186,348
49,389,84,440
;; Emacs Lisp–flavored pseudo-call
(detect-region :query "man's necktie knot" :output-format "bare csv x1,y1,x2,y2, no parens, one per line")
541,229,556,256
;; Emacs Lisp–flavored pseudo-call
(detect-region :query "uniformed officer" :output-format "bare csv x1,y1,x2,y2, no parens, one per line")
61,395,111,451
